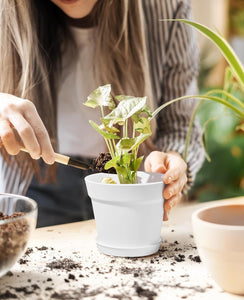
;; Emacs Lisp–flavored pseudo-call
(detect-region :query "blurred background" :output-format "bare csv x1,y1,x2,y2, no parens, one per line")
189,0,244,202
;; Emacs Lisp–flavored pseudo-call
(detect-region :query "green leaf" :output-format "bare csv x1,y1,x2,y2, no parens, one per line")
84,84,115,109
100,120,120,133
224,67,234,95
131,133,152,150
89,120,119,140
134,117,151,134
116,133,151,152
121,152,132,164
167,19,244,92
115,95,152,116
116,165,129,182
141,104,153,117
104,156,118,170
132,105,152,123
131,156,144,173
103,96,147,126
114,95,135,102
201,130,211,162
116,138,136,152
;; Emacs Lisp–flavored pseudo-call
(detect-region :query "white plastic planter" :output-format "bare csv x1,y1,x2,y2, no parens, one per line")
85,171,164,257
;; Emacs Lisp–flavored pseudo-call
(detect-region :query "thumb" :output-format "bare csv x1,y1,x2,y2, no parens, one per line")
151,163,167,173
144,151,167,173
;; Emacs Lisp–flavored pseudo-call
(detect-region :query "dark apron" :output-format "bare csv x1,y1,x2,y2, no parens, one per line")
26,158,94,228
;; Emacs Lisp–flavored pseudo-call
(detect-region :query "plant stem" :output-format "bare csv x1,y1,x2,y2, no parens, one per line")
151,95,244,120
206,89,244,110
112,139,118,156
107,139,115,157
100,106,104,118
132,122,135,138
105,138,113,157
183,100,204,161
134,147,139,164
125,119,128,138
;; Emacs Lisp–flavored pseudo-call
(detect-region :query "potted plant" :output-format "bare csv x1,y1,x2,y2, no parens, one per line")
84,85,165,257
84,20,244,258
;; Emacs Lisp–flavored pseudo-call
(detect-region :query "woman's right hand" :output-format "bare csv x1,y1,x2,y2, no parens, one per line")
0,93,55,164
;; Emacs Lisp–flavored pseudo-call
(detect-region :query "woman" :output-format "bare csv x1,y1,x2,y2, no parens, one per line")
0,0,204,226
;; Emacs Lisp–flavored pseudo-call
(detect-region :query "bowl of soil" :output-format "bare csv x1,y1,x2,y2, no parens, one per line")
192,202,244,295
0,193,37,277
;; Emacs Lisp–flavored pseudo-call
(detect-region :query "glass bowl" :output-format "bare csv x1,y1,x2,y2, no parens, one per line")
0,193,37,277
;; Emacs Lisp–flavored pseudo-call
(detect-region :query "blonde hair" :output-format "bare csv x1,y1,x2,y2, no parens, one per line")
0,0,156,181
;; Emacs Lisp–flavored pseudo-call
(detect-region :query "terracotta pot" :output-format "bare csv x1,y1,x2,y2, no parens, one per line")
192,203,244,295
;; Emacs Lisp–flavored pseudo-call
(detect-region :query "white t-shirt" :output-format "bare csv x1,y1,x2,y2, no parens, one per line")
57,26,106,157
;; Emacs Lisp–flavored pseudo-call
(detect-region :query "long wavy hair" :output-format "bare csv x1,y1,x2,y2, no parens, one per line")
0,0,156,182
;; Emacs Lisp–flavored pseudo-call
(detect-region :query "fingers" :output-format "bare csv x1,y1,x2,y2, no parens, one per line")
144,151,167,173
163,152,187,185
145,151,188,222
163,172,187,200
163,192,182,221
0,95,55,164
23,104,55,164
163,170,187,221
0,119,21,155
9,114,41,160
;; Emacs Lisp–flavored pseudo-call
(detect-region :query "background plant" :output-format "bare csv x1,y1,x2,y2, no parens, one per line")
189,94,244,202
157,19,244,162
162,19,244,201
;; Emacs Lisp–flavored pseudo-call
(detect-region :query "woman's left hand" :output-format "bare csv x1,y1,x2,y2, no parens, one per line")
144,150,187,221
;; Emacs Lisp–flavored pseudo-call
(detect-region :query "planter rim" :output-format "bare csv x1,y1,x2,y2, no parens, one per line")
85,171,164,187
192,203,244,231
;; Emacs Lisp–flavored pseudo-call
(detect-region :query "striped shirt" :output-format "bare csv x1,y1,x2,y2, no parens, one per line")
143,0,205,190
0,0,205,195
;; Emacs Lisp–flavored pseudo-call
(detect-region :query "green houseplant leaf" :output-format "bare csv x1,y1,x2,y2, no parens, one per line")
134,118,151,134
89,120,119,140
114,95,135,102
116,133,151,153
84,84,115,110
103,96,148,126
169,19,244,92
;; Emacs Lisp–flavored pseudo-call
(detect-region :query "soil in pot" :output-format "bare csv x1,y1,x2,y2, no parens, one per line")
93,152,116,174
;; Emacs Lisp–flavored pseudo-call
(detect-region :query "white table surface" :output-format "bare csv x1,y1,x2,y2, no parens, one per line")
0,197,244,300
